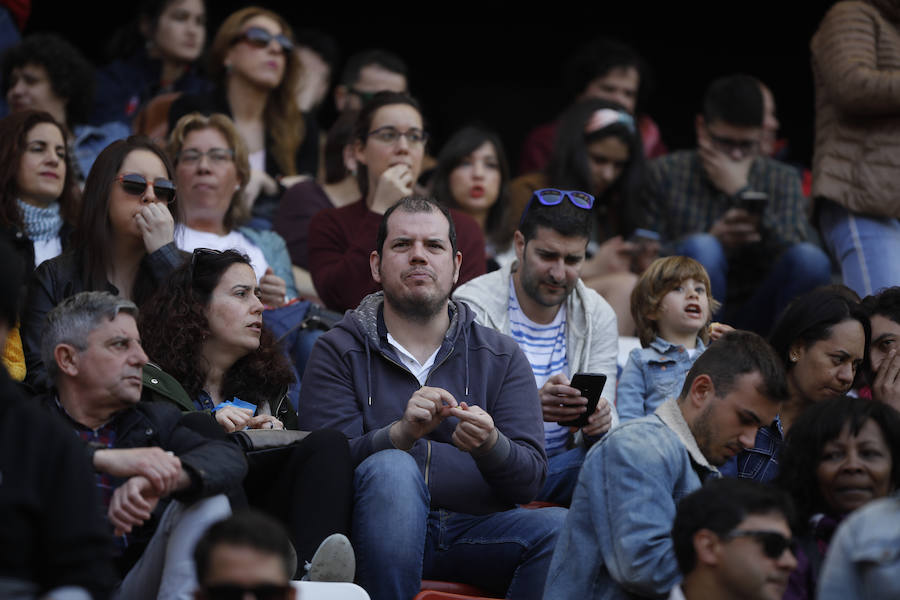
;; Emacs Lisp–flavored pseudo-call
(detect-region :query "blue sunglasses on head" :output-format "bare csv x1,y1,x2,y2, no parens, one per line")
520,188,595,226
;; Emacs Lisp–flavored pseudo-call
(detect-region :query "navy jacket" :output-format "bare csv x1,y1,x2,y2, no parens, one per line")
298,293,547,515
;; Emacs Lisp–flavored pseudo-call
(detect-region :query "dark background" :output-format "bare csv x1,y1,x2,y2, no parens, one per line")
28,3,831,170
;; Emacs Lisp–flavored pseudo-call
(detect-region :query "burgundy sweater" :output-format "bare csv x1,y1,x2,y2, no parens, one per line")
308,199,486,312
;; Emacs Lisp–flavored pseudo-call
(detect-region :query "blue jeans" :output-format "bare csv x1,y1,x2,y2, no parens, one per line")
352,450,566,600
536,446,587,506
676,234,831,333
819,201,900,297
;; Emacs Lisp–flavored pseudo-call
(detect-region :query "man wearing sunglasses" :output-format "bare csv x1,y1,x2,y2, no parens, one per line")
544,331,787,600
670,478,797,600
455,188,619,506
641,74,830,335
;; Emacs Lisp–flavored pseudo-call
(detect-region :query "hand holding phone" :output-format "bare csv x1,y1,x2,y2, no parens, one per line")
557,373,608,429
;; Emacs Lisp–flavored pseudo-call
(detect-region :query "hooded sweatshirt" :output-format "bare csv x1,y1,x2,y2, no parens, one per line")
298,292,547,515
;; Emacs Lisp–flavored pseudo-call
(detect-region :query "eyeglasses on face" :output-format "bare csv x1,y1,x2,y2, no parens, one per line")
177,148,235,166
706,129,760,155
232,26,294,54
115,173,176,204
724,529,796,559
365,126,428,146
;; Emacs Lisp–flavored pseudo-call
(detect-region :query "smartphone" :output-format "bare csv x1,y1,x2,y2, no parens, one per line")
558,373,608,428
737,191,768,216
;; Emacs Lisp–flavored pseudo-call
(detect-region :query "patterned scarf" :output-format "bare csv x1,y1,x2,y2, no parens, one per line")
17,199,62,241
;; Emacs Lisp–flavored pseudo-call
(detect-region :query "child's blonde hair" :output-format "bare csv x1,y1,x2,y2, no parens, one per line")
631,256,721,347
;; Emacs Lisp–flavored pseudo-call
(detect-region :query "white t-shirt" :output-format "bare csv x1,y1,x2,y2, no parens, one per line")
175,225,269,281
387,332,440,386
33,237,62,267
249,149,266,173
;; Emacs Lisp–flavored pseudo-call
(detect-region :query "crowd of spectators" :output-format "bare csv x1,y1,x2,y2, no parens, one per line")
3,2,900,599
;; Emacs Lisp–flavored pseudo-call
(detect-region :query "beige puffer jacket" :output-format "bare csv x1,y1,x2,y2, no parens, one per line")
811,0,900,217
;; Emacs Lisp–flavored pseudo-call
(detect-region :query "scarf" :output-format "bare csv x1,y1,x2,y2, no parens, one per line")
17,199,62,241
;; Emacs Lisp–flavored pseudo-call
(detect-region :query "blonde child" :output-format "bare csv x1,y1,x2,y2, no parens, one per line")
617,256,729,421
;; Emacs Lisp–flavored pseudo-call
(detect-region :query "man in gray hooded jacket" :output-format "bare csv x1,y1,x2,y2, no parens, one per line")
298,196,566,600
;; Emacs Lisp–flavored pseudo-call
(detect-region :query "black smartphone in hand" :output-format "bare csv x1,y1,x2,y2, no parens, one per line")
558,373,608,428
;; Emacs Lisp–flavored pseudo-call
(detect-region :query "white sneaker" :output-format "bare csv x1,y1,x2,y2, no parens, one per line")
303,533,355,583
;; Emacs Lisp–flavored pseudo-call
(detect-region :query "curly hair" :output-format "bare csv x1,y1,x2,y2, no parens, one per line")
1,33,95,127
0,110,79,229
139,249,294,407
774,396,900,525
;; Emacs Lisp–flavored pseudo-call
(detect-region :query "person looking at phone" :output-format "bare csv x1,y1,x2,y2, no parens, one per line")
299,195,565,600
618,256,732,422
454,188,618,506
544,330,788,599
641,74,830,335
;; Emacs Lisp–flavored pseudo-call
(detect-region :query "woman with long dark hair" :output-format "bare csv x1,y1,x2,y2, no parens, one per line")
508,97,648,334
0,110,79,379
21,136,183,391
140,248,353,579
432,125,514,270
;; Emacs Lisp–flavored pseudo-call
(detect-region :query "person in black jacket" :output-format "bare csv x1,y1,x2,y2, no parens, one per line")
139,248,354,579
0,239,117,599
38,290,246,599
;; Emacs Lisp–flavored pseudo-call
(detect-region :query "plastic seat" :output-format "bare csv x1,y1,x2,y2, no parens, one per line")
418,580,502,598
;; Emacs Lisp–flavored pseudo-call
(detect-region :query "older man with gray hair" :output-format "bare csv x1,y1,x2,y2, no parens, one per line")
37,290,246,600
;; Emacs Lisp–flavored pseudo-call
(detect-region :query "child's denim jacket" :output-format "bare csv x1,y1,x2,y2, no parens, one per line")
617,336,706,422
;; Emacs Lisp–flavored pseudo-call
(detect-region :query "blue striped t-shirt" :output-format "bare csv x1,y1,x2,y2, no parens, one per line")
507,279,569,456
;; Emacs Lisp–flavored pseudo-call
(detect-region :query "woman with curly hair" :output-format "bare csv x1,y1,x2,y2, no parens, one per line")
168,5,315,229
774,396,900,599
139,248,353,579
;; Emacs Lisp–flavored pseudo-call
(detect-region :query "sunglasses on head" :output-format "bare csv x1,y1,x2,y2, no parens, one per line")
116,173,176,204
201,583,292,600
725,529,796,559
519,188,595,226
232,26,294,54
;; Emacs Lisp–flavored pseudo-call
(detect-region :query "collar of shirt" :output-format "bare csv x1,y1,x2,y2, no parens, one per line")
386,332,441,386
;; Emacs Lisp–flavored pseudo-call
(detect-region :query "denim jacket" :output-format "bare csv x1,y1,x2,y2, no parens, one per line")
719,416,783,482
818,492,900,600
617,337,706,422
543,398,719,600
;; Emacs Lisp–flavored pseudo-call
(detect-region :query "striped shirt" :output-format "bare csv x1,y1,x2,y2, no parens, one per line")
507,278,570,456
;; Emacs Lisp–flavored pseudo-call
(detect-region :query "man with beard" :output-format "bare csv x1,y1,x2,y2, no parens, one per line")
298,196,566,600
544,330,788,600
454,189,618,505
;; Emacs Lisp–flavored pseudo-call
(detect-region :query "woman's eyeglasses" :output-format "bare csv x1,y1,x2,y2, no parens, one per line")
519,188,595,226
177,148,235,166
115,173,176,204
232,26,294,54
366,126,428,146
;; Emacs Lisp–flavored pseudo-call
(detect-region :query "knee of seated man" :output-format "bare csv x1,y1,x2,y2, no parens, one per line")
354,449,422,490
781,242,831,274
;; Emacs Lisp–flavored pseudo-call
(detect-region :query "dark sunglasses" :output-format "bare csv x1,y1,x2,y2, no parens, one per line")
116,173,176,204
202,583,292,600
189,247,224,280
232,26,294,53
519,188,595,226
725,529,796,559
